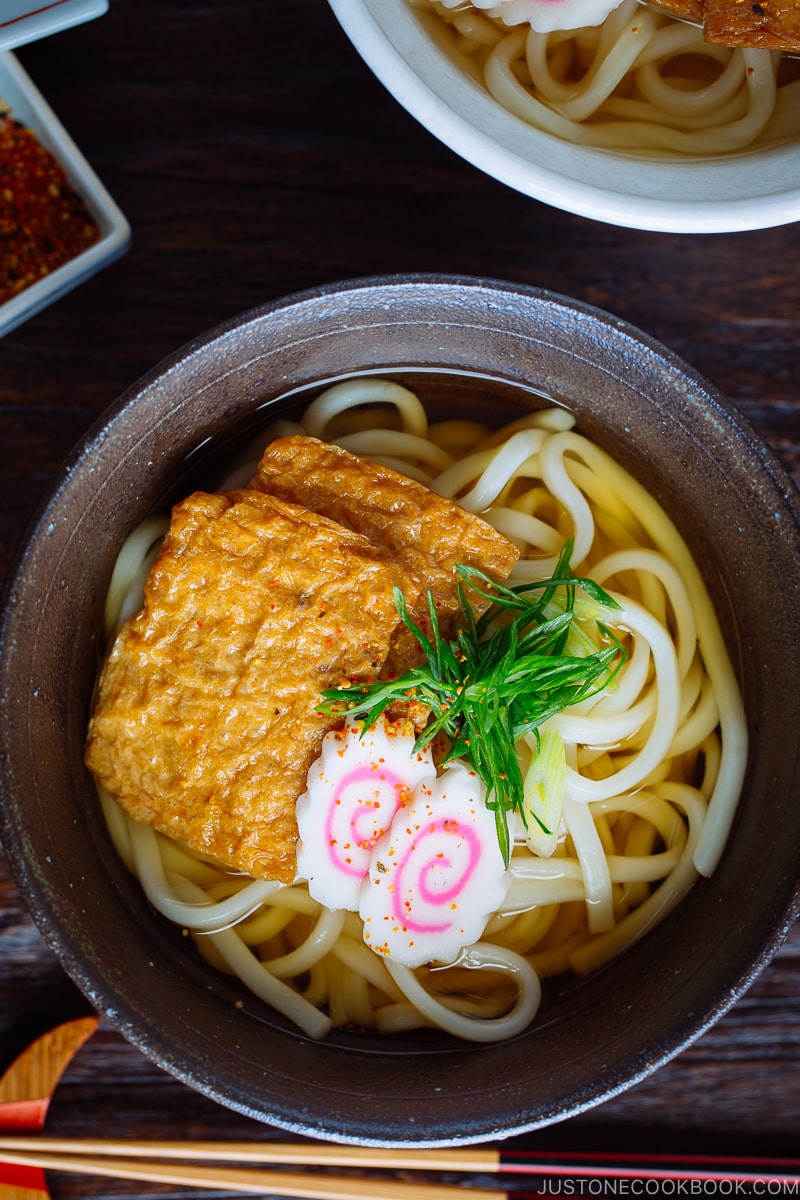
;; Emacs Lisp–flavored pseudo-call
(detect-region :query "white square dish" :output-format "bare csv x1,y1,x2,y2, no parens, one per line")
0,0,107,53
0,50,130,337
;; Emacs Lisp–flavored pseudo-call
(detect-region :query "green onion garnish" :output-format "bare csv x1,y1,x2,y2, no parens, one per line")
318,538,628,866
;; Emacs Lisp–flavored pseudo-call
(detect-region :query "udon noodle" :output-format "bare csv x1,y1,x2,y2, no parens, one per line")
409,0,800,154
96,378,747,1043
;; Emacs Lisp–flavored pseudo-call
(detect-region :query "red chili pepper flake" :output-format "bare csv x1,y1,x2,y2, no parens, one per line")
1,112,100,305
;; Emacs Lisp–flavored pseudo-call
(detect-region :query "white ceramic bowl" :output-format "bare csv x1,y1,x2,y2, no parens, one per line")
327,0,800,234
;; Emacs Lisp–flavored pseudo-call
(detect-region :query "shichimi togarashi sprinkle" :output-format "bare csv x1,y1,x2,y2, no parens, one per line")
1,111,99,306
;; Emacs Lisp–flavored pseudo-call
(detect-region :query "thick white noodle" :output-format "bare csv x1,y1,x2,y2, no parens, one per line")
258,908,348,980
549,689,656,746
384,944,542,1042
510,846,682,887
590,548,697,680
302,379,429,439
103,516,169,640
415,0,794,156
126,820,331,1037
502,875,588,908
432,428,547,509
669,677,720,758
543,432,746,874
95,384,746,1042
330,934,407,1002
537,430,599,567
563,789,614,932
484,504,564,553
127,819,282,932
568,783,706,974
579,622,653,716
559,595,682,803
333,429,455,473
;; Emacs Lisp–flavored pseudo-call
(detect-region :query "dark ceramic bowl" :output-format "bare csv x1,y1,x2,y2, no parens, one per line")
2,275,800,1145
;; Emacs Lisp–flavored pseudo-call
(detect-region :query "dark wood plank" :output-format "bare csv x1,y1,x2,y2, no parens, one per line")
1,2,799,1194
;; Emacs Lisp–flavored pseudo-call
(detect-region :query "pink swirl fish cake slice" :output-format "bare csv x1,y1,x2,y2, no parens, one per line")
296,715,437,911
359,762,510,967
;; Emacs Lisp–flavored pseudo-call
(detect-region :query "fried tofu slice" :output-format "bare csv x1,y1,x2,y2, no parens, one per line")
703,0,800,49
645,0,800,50
85,489,420,884
650,0,704,20
249,436,519,676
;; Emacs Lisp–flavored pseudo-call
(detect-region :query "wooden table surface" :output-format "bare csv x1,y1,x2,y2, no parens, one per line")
1,2,799,1195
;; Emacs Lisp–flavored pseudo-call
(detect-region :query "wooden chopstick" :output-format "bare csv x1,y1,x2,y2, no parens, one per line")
1,1136,799,1186
0,1145,500,1200
0,1136,493,1171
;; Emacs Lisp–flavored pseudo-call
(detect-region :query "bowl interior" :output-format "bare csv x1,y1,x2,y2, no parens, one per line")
2,275,800,1144
326,0,800,234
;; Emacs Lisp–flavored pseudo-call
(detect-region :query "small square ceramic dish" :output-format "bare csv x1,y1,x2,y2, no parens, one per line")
0,0,107,53
0,49,129,337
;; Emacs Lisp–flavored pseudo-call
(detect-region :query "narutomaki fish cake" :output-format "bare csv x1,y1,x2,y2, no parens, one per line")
85,488,420,883
250,435,519,674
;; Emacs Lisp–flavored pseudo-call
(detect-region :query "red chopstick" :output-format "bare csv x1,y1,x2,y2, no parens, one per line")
500,1146,800,1179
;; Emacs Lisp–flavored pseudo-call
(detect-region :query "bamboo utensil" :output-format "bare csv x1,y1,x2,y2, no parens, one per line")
2,1020,799,1197
0,1145,488,1200
1,1136,799,1195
